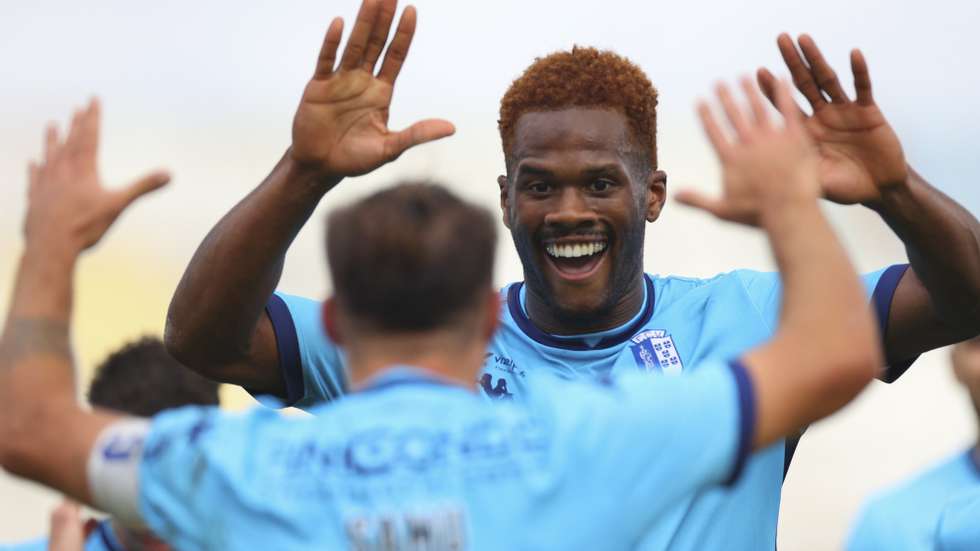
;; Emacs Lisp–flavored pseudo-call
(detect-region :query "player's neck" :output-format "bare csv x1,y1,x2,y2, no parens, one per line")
345,334,483,391
525,274,646,335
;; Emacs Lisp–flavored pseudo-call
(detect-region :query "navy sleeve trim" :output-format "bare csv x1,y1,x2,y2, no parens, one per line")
725,359,756,486
871,264,918,383
261,294,305,406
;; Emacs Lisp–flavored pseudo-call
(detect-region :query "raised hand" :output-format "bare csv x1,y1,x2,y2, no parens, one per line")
675,77,820,226
26,100,170,254
291,0,455,178
757,34,907,205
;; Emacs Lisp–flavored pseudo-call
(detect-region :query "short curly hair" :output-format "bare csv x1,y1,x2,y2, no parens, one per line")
499,46,659,171
88,336,219,416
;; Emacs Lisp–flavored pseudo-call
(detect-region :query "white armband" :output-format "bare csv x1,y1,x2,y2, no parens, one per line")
86,418,151,528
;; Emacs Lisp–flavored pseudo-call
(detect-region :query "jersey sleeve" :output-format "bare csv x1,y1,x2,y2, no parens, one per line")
734,264,916,382
535,360,754,535
258,292,348,409
846,499,899,551
134,406,307,550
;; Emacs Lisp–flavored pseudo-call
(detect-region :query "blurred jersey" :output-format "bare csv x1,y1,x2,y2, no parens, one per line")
0,520,123,551
262,266,913,550
847,449,980,550
117,364,753,550
935,488,980,551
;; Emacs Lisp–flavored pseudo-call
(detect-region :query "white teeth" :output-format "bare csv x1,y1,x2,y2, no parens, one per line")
545,242,607,259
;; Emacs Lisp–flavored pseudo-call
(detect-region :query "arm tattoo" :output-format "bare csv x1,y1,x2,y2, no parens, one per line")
0,318,71,369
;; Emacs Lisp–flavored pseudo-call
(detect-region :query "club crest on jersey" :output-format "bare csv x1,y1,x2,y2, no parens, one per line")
629,330,683,374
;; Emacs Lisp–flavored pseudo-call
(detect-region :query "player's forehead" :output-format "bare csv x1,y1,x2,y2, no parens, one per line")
510,108,638,167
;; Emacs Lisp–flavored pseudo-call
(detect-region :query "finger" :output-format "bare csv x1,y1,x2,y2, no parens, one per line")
716,83,753,142
741,76,770,127
674,190,725,217
362,0,398,72
382,118,455,160
776,32,827,110
797,34,849,103
113,170,171,210
377,5,416,85
64,110,85,157
43,124,60,164
757,68,807,119
340,0,381,70
697,101,731,159
77,98,100,171
774,78,805,129
850,49,874,106
313,18,344,79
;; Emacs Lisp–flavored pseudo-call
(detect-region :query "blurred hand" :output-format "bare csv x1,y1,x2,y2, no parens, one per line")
757,34,908,206
290,0,455,178
676,78,820,226
25,99,170,255
47,500,85,551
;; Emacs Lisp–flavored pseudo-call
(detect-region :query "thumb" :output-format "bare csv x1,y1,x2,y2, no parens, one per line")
383,119,456,161
114,170,171,210
674,189,724,217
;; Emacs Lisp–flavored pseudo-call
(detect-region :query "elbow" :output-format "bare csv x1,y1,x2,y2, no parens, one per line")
163,316,218,378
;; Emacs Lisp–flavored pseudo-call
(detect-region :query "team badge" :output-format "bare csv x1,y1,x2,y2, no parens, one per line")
629,330,684,374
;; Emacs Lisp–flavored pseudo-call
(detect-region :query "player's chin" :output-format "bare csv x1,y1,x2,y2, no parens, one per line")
539,251,612,310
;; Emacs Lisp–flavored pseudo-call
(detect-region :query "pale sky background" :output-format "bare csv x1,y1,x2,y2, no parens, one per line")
1,0,979,549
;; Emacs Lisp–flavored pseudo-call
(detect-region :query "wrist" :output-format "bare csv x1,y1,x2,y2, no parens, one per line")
864,165,917,213
758,197,823,232
284,149,345,193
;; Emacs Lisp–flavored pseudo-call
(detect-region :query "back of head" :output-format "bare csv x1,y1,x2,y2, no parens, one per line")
327,182,496,335
88,337,220,416
498,46,660,170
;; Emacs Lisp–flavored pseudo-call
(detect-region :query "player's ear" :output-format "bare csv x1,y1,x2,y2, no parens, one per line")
482,287,501,341
498,174,512,230
322,297,344,346
645,170,667,222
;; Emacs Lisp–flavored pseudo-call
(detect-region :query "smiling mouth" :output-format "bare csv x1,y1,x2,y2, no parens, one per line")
543,240,608,280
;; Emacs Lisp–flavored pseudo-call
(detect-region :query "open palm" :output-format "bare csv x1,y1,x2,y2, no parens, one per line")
758,34,908,206
291,0,454,177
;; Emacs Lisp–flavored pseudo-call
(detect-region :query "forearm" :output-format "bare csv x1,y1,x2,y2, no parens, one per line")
166,151,340,366
746,202,878,446
0,247,94,497
875,167,980,328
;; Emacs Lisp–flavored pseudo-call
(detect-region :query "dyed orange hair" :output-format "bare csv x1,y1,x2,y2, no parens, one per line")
499,46,659,169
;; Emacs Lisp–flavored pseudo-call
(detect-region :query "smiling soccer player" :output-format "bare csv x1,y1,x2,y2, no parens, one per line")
165,0,980,548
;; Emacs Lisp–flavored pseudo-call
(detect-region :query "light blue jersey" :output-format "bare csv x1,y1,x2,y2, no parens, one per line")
936,488,980,551
137,364,754,550
261,266,913,550
847,449,980,550
0,520,124,551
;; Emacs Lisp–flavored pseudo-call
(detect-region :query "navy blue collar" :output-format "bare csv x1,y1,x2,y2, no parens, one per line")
507,275,656,351
356,366,460,395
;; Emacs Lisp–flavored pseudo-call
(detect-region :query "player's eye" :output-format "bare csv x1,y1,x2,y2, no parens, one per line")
527,181,552,194
589,179,615,193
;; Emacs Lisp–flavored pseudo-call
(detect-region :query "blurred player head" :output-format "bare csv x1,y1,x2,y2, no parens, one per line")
497,47,666,327
88,336,219,551
323,182,498,384
951,335,980,423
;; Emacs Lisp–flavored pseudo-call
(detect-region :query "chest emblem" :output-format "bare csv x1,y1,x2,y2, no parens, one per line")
629,330,684,374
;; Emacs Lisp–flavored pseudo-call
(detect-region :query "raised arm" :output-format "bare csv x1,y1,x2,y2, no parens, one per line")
164,0,454,396
677,78,880,449
757,34,980,369
0,100,167,502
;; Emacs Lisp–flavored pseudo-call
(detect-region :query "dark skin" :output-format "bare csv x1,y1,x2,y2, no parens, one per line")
166,0,979,398
499,108,666,334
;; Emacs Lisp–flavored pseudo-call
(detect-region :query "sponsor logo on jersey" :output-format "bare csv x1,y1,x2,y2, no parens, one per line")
629,330,683,374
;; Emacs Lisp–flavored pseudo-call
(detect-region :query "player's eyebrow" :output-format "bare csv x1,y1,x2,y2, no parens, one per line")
513,163,553,177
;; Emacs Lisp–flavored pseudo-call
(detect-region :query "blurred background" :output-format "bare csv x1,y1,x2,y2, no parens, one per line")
1,0,979,548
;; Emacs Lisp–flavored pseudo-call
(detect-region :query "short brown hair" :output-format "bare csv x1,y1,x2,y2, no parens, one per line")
88,337,219,416
499,46,659,169
327,183,496,332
